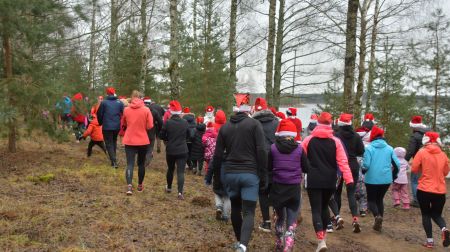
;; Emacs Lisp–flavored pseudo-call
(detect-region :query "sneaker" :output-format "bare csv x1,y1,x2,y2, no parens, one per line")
360,211,367,217
231,242,240,250
275,235,283,251
442,229,450,247
336,216,344,230
112,161,118,169
259,221,271,233
373,216,383,232
126,184,133,195
352,221,361,233
284,232,294,252
316,240,327,252
235,244,246,252
192,168,197,175
326,223,334,233
402,203,410,210
178,192,184,200
165,186,172,193
137,184,144,192
422,241,434,249
216,208,223,220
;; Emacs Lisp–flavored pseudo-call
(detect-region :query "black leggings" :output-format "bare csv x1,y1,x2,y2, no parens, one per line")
230,197,257,247
192,159,204,171
125,145,148,185
365,184,390,217
87,140,106,157
103,130,119,164
259,184,272,222
417,190,447,238
334,172,359,217
166,154,187,193
307,188,334,232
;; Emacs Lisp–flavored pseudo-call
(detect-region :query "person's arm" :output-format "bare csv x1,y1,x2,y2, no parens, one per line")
267,150,273,178
300,147,310,174
443,155,449,177
159,120,168,141
82,124,93,139
211,130,225,178
355,135,365,157
146,109,154,130
254,123,268,190
362,147,371,174
411,149,423,174
334,137,354,185
205,157,215,185
391,150,400,181
97,102,104,126
405,134,417,161
154,110,163,133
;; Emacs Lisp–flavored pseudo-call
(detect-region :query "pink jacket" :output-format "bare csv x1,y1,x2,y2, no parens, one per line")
394,147,409,184
202,128,218,161
121,98,153,146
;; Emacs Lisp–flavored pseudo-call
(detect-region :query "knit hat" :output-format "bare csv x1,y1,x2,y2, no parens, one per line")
234,93,251,112
276,111,286,119
318,112,333,125
196,116,204,124
169,100,182,114
143,96,152,104
72,93,83,101
310,114,318,123
183,107,191,113
338,113,353,126
254,97,268,111
370,126,384,142
206,105,214,113
206,122,214,128
275,119,297,137
410,115,426,129
106,87,116,96
364,113,375,121
422,131,442,146
286,107,297,116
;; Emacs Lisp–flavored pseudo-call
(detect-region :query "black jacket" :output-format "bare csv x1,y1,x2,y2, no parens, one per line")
97,96,124,130
212,112,268,188
150,103,165,120
183,113,196,143
252,110,279,151
335,125,365,173
159,115,190,156
191,124,206,160
405,127,429,161
146,104,163,141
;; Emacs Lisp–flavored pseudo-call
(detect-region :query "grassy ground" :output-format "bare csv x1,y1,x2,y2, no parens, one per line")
0,137,449,251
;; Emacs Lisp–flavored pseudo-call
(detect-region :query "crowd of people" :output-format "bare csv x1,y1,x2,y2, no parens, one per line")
56,88,449,252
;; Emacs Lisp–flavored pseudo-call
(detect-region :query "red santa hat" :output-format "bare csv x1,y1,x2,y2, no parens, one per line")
169,100,182,114
254,97,268,111
206,105,214,113
196,116,204,124
276,111,286,119
318,112,333,125
72,93,83,101
106,87,116,96
364,113,375,121
286,107,297,116
409,115,426,129
338,113,353,126
370,126,385,142
183,107,191,113
143,96,152,104
422,131,443,146
310,114,318,121
275,119,297,138
234,93,251,112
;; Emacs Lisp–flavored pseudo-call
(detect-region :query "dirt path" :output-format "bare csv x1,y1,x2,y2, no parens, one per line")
0,139,448,251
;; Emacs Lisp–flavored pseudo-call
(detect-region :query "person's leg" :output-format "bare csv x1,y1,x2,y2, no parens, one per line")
186,143,193,169
87,140,95,157
102,130,114,165
111,130,119,164
125,146,137,185
392,183,401,206
377,184,390,217
197,159,204,175
400,184,410,208
366,184,379,217
223,195,231,219
308,189,324,233
137,145,148,185
417,190,434,240
230,196,243,243
156,137,161,153
347,170,359,218
321,189,334,234
335,179,343,212
145,138,155,167
166,155,176,191
240,200,257,247
258,185,271,231
429,193,447,230
175,156,187,194
274,206,285,249
411,173,419,205
98,141,107,154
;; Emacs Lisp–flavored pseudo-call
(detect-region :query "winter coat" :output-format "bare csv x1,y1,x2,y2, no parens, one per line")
82,118,103,141
405,127,429,161
97,95,124,131
363,138,400,185
394,147,409,184
269,137,309,184
214,110,226,133
146,104,163,141
183,113,197,143
356,127,371,146
149,103,165,121
287,117,302,141
159,114,190,156
121,98,153,146
306,122,317,137
412,144,449,194
301,124,353,189
335,125,365,174
202,128,218,161
253,110,279,151
191,124,206,160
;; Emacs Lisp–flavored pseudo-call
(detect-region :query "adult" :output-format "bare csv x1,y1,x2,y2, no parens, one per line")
305,114,318,137
362,126,400,232
301,112,353,252
97,87,124,168
143,97,163,167
182,107,196,170
122,91,153,195
412,132,450,249
212,94,267,252
334,113,365,233
405,115,429,208
204,105,215,124
148,100,166,153
214,109,227,133
286,107,302,141
159,100,190,200
252,97,279,232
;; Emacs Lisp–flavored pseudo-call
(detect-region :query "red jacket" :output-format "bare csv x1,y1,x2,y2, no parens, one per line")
288,117,302,141
121,98,153,146
82,118,103,141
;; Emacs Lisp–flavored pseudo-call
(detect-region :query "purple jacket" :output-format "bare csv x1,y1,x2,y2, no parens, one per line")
271,144,303,184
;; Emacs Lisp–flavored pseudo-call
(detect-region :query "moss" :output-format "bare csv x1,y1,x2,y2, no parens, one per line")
26,173,55,183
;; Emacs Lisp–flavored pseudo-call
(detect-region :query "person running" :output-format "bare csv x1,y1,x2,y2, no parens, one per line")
97,87,124,168
412,132,450,249
159,100,190,200
80,114,107,157
391,147,410,209
56,95,73,129
305,114,318,137
269,119,309,251
191,117,206,176
202,122,217,175
144,97,163,167
212,93,267,252
148,101,165,153
362,126,400,232
122,91,153,195
286,107,302,141
71,92,88,142
405,115,430,208
333,113,365,233
301,112,353,252
252,97,279,233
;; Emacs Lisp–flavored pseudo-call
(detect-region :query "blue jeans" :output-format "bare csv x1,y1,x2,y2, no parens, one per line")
224,173,259,202
411,173,419,202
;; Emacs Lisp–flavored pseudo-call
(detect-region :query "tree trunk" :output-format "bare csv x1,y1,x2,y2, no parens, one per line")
169,0,179,99
273,0,285,109
229,0,237,92
109,0,119,85
192,0,198,57
342,0,359,113
265,0,276,105
3,34,16,153
433,28,440,131
140,0,148,92
354,0,370,126
365,0,379,113
87,0,97,90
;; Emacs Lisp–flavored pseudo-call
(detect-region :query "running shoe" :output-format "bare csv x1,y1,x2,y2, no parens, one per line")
422,241,434,249
275,235,283,251
316,240,327,252
216,208,223,220
284,232,294,252
443,228,450,247
360,210,367,217
373,216,383,232
126,184,133,195
259,221,271,233
137,184,144,192
165,186,172,193
352,221,361,233
326,223,334,233
336,216,344,230
178,192,184,200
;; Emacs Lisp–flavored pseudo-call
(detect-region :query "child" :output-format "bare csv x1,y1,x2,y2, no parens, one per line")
80,115,107,157
269,119,309,251
391,147,410,209
202,122,217,174
191,117,206,176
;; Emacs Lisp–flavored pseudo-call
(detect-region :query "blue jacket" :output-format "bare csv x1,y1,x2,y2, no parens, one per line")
97,96,124,130
363,139,400,185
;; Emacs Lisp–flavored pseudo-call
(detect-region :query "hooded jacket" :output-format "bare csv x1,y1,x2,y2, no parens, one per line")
363,138,400,185
82,117,103,141
145,104,163,141
121,98,153,146
301,124,353,189
97,95,124,131
183,113,197,143
202,128,218,161
412,144,449,194
405,127,429,161
253,110,279,151
191,123,206,160
394,147,409,184
335,125,365,174
214,110,227,133
159,114,190,156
